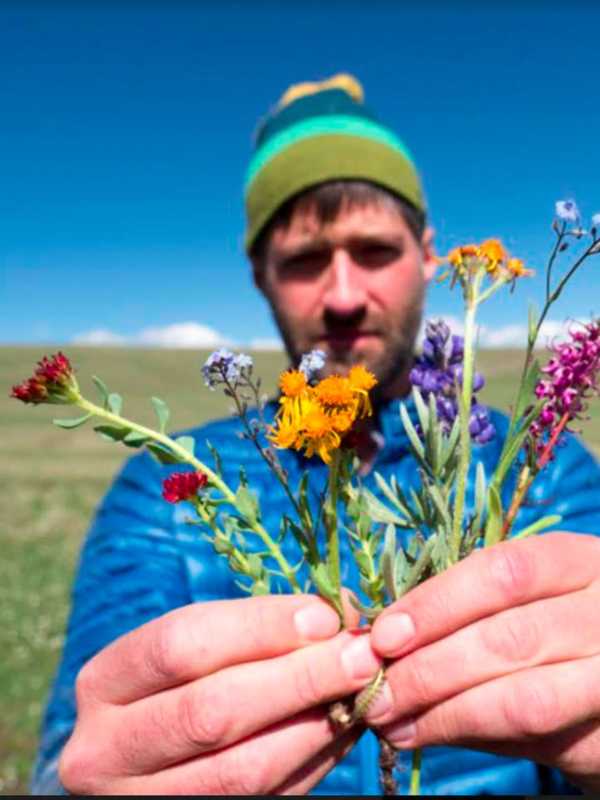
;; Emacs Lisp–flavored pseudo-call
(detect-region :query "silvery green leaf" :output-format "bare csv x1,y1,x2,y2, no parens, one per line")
374,473,412,518
427,483,452,531
146,442,183,464
394,548,409,590
471,460,487,537
311,563,341,610
175,435,196,457
381,524,399,602
400,403,425,462
108,393,122,415
91,375,109,408
484,484,504,546
348,595,381,622
235,484,259,524
53,412,92,429
246,553,263,580
512,514,562,540
361,488,408,526
412,387,430,433
151,396,170,433
93,423,128,442
354,550,372,577
123,430,151,447
404,534,437,591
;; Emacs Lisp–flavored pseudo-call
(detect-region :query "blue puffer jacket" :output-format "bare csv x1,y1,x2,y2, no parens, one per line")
31,397,600,795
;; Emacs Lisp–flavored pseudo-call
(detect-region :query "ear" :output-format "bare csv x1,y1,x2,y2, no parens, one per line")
420,225,438,284
251,259,267,294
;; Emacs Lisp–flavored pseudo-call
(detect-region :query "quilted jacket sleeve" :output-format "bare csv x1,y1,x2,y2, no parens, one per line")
29,449,192,795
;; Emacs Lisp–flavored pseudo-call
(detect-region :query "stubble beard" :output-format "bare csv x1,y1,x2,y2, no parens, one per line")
269,296,425,402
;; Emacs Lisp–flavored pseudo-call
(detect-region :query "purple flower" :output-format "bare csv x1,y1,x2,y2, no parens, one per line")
202,349,253,389
298,349,326,380
530,320,600,458
410,319,493,443
555,199,580,222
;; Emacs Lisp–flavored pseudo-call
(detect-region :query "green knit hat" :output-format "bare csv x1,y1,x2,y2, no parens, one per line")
244,73,426,253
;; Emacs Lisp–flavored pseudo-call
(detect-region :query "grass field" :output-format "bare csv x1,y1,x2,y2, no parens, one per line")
2,345,599,793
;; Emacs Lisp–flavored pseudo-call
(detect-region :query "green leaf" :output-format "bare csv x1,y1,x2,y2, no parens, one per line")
381,523,398,602
175,435,196,458
123,430,151,448
206,439,223,476
484,484,504,546
400,403,425,462
412,387,430,434
147,442,184,465
151,396,170,433
91,375,109,408
361,488,408,526
512,514,562,540
394,548,409,591
108,393,123,415
235,484,259,524
53,412,92,429
93,424,128,442
354,550,372,576
348,594,382,622
527,304,539,347
246,553,263,580
311,563,341,610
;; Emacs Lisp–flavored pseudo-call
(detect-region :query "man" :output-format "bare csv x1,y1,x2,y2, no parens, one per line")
32,75,600,795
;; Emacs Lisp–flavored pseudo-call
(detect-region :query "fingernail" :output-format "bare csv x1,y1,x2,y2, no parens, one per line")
383,717,417,746
373,612,415,655
294,603,340,641
341,634,381,681
364,682,393,723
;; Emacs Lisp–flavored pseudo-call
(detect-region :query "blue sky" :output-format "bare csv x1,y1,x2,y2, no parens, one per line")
2,1,599,349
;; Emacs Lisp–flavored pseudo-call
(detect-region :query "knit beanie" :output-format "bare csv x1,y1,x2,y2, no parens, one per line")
244,73,426,252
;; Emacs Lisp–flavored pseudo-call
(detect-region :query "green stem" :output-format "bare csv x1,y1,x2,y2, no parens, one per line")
451,274,480,561
325,449,343,616
410,747,422,795
76,396,301,592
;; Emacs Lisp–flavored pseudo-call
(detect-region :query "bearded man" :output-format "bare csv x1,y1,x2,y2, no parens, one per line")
32,75,600,795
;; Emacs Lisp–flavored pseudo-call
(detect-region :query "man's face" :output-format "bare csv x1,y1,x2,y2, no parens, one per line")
255,199,437,398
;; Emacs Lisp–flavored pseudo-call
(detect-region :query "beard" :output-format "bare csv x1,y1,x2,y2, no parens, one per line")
268,292,425,401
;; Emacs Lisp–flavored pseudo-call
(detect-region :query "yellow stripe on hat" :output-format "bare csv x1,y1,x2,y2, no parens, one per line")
277,73,364,110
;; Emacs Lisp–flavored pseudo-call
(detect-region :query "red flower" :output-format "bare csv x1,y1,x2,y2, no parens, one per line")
162,471,208,503
11,351,76,404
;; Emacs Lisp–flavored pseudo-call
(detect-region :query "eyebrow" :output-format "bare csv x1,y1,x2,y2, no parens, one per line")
274,232,405,261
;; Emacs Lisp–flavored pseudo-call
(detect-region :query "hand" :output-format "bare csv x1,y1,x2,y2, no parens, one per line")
58,594,382,795
366,532,600,792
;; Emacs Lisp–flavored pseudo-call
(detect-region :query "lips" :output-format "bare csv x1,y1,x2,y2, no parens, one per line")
320,331,377,349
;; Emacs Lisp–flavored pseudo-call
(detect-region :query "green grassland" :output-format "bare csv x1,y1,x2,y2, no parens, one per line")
1,346,599,793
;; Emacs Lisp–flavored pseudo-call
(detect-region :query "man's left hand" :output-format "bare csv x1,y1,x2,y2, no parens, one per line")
367,532,600,792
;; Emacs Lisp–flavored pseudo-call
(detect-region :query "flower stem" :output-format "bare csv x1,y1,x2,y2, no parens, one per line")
325,449,343,616
410,747,422,795
76,396,301,592
451,279,479,561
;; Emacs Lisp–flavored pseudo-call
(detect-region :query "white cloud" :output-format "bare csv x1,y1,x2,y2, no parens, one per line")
72,328,127,346
137,322,230,349
418,316,570,350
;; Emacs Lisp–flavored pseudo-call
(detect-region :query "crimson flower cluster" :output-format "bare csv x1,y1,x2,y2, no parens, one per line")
162,471,208,503
410,320,495,444
11,352,76,404
530,320,600,455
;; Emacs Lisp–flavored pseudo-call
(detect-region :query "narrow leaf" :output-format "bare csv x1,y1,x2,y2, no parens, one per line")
381,524,398,602
361,488,408,526
123,430,151,448
175,435,196,457
108,393,123,415
400,403,425,461
91,375,109,408
348,594,382,622
412,387,430,434
151,396,170,433
512,514,562,540
93,424,128,442
147,442,184,465
484,484,504,546
53,412,92,429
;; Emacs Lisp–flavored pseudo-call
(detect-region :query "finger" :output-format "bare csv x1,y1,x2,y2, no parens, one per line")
276,728,362,795
378,654,600,752
111,710,358,795
371,533,600,659
366,584,599,726
110,630,380,773
80,594,341,704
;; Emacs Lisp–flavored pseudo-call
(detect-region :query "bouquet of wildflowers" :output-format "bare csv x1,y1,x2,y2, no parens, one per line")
11,201,600,794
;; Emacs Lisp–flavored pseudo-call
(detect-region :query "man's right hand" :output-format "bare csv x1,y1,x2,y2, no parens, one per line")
58,594,381,795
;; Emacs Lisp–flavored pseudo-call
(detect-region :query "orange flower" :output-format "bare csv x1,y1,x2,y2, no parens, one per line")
348,364,377,392
279,369,308,397
507,257,534,278
314,375,355,408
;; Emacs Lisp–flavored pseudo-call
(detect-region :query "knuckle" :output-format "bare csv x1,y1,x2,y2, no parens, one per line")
403,650,437,709
503,677,561,737
486,544,533,605
74,659,99,707
293,657,325,707
146,615,186,684
217,742,273,795
177,682,229,750
59,732,101,794
480,611,540,664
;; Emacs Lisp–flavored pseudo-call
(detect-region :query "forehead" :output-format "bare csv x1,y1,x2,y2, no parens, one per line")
268,200,412,253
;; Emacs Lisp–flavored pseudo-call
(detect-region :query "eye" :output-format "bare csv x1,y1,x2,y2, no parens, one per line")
353,243,400,268
280,249,330,277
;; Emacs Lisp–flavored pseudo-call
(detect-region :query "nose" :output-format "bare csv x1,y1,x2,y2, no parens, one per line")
321,248,368,318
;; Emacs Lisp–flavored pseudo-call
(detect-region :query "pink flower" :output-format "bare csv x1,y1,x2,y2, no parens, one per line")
162,471,208,503
530,321,600,459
